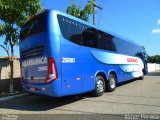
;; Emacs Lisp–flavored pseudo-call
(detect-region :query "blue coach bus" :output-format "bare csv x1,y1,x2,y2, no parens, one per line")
20,10,148,97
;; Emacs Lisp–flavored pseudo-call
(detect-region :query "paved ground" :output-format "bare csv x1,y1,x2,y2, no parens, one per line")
0,72,160,119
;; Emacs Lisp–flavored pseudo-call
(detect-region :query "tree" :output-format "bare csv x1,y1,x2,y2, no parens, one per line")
148,55,160,63
0,0,43,94
66,0,95,22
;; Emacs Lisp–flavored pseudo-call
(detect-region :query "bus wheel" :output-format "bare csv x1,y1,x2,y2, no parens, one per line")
139,72,144,80
92,75,105,97
106,74,116,92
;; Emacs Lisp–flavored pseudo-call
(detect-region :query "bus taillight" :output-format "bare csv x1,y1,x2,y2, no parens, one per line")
46,57,58,83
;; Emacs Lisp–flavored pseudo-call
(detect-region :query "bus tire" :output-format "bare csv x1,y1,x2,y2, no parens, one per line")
106,74,116,92
139,72,144,80
139,76,144,80
139,69,144,80
92,75,105,97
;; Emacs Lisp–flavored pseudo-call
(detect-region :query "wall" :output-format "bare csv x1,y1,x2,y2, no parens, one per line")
148,63,160,72
155,64,160,71
0,57,21,79
0,57,22,93
0,78,22,92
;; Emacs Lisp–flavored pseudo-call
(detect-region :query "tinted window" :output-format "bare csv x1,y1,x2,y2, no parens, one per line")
20,11,48,40
57,15,70,40
69,22,84,45
58,15,116,51
58,15,83,45
136,46,148,62
114,37,143,56
82,28,99,48
99,32,116,51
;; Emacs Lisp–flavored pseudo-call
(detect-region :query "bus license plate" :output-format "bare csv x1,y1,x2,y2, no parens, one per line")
30,87,35,92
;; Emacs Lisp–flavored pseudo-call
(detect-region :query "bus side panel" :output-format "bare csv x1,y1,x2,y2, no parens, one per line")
60,38,83,96
91,50,144,82
91,63,119,82
113,66,123,83
82,64,95,93
62,64,82,96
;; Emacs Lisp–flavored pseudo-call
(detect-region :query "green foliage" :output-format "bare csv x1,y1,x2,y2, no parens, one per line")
66,0,95,22
0,0,43,93
148,55,160,63
0,0,43,49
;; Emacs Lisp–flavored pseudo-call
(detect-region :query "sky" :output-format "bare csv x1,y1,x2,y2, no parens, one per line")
0,0,160,56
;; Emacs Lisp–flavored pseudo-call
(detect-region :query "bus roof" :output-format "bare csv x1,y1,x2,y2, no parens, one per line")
51,10,141,47
25,9,141,47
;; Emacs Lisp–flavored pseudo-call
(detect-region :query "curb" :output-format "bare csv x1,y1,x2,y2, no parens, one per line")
0,93,28,102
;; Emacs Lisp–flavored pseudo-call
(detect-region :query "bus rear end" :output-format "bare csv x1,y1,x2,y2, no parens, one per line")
20,10,61,97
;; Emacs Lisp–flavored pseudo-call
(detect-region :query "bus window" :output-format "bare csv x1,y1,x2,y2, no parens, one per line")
58,15,83,45
82,28,99,48
20,12,48,40
69,22,84,45
57,15,70,40
99,32,116,51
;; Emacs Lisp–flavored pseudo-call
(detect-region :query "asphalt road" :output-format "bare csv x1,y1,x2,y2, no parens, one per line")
0,72,160,120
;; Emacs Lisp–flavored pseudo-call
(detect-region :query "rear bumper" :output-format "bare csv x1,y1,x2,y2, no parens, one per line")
22,78,62,97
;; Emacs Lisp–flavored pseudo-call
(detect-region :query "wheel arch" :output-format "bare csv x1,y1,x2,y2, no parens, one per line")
92,71,106,96
94,71,107,83
108,70,118,82
94,70,118,82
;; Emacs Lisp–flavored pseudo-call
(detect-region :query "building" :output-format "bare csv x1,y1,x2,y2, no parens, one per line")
0,56,21,79
0,56,22,93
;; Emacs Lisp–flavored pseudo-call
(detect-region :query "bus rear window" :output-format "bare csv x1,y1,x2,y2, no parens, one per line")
20,11,48,40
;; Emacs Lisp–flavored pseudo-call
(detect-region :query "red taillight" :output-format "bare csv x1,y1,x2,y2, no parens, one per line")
46,57,58,83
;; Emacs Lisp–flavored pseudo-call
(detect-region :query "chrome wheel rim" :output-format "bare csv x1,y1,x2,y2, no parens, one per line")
110,77,115,89
97,79,104,92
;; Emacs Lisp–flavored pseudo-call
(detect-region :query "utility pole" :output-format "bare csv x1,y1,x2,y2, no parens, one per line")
88,0,103,25
93,0,96,25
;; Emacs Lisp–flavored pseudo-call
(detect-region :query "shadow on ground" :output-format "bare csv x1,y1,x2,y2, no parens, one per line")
0,80,140,112
148,72,160,76
0,94,87,111
0,72,158,112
